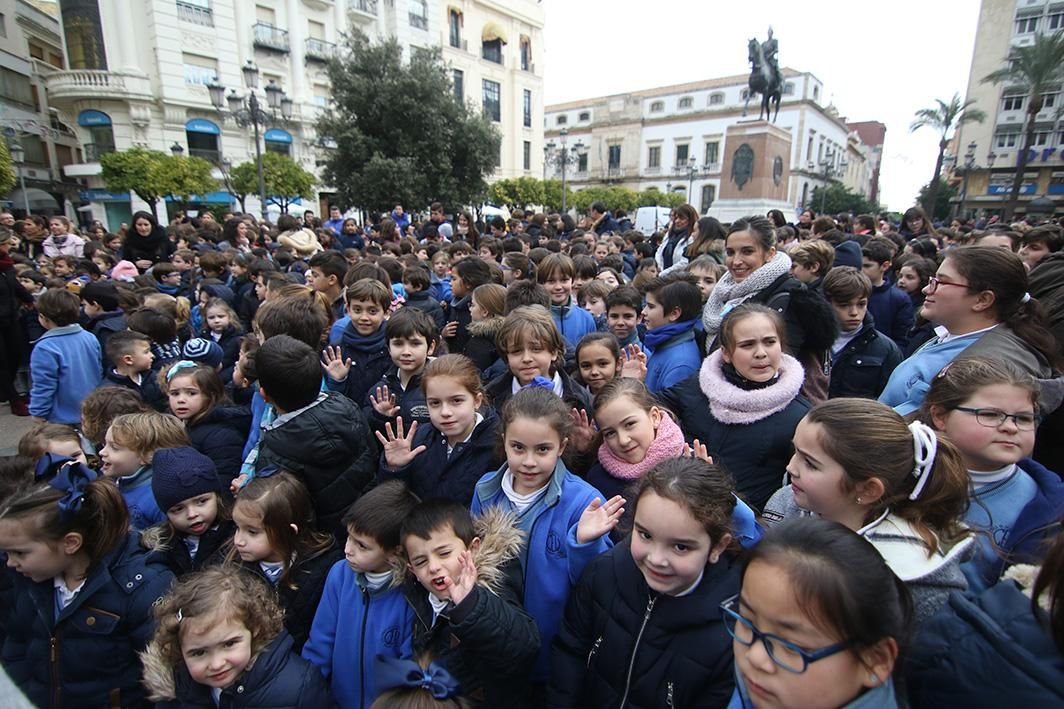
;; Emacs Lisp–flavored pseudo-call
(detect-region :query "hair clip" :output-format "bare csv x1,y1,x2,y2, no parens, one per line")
165,360,199,382
47,460,99,519
1021,292,1032,304
908,421,938,501
176,609,183,623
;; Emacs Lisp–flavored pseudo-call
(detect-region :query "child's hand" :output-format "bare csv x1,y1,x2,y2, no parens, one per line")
620,345,647,381
441,321,458,339
576,495,626,544
370,385,400,417
321,345,352,382
375,417,427,469
230,473,249,494
681,439,714,465
569,408,596,453
447,549,478,605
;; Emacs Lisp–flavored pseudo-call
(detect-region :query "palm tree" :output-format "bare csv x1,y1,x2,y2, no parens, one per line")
983,32,1064,220
910,93,986,219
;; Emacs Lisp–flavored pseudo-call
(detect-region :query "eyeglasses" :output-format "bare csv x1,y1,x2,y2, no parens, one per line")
953,406,1040,431
720,596,849,673
925,276,972,294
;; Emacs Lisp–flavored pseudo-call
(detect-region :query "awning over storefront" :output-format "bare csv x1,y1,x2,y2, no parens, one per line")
7,188,59,210
185,118,221,135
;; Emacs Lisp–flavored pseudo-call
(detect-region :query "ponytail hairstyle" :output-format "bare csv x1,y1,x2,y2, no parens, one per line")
0,462,129,574
745,517,913,678
471,283,507,318
371,653,471,709
805,399,971,553
1032,528,1064,653
159,362,229,426
421,354,483,399
944,246,1062,370
726,215,777,254
918,357,1040,422
627,457,737,551
228,471,333,589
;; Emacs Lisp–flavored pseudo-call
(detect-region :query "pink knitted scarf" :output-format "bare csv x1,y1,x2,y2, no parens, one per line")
597,410,686,480
698,349,805,424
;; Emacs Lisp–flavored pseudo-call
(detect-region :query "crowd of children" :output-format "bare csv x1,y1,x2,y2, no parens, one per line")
0,204,1063,707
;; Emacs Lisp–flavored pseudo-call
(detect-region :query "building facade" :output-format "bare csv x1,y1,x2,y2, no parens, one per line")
955,0,1064,217
543,69,878,218
36,0,543,229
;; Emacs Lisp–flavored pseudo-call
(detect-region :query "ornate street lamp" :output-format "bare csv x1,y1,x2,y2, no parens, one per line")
544,127,584,214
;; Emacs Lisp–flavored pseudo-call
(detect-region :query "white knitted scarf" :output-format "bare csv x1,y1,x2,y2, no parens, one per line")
702,251,792,338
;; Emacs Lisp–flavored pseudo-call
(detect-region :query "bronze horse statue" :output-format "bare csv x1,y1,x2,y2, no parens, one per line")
745,37,781,122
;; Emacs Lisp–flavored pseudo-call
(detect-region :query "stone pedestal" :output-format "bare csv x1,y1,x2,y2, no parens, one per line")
709,120,792,222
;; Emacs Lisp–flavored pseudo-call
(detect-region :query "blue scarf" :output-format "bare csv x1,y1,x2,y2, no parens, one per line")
643,319,697,355
156,283,181,296
341,322,387,354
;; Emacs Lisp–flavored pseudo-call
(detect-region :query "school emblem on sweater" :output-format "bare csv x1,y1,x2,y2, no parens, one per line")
546,530,565,558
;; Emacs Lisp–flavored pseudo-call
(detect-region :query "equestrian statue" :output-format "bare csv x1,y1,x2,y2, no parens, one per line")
745,27,782,122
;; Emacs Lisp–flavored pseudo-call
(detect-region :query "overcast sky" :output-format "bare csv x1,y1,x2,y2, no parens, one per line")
540,0,983,212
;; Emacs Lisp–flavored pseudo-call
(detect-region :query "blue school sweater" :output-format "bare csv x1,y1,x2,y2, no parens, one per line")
29,324,102,424
643,320,701,394
550,297,598,348
117,465,166,531
878,330,985,415
471,461,611,681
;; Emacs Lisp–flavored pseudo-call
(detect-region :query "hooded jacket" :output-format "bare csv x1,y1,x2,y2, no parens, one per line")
380,410,501,506
255,392,377,539
643,321,701,394
2,532,174,709
464,316,504,375
868,278,914,349
829,313,904,399
142,629,333,708
548,539,740,708
86,310,127,361
471,460,611,681
187,405,253,484
401,507,540,707
302,563,414,709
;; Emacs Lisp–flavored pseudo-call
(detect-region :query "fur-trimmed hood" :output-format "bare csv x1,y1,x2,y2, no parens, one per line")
466,315,504,340
139,523,173,554
141,634,185,701
400,505,524,595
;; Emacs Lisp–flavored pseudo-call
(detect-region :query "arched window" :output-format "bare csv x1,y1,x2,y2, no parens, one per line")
649,100,664,113
264,128,292,156
78,110,114,160
709,92,724,106
678,96,693,109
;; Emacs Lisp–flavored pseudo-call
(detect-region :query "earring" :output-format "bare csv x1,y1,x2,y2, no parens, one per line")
856,497,863,504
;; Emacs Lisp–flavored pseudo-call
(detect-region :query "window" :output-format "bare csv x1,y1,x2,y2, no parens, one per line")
1003,94,1025,111
996,132,1019,148
813,86,819,100
183,55,217,85
650,100,664,113
578,111,590,121
0,13,6,38
313,94,328,108
449,10,461,48
265,130,291,156
608,145,621,170
678,96,693,109
523,89,532,128
556,115,568,126
705,141,719,166
409,0,428,30
1033,131,1050,146
482,79,501,122
806,135,814,161
453,69,463,102
308,19,324,39
1042,93,1058,109
1015,16,1038,34
675,143,689,166
482,39,502,64
255,4,275,23
520,37,531,71
28,44,43,60
709,92,724,105
648,145,661,169
63,0,107,70
523,141,531,171
701,185,716,213
577,153,588,172
1050,11,1064,30
783,82,795,96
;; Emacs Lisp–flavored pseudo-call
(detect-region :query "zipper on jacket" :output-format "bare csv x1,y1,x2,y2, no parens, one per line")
586,635,603,668
665,680,674,707
50,634,60,709
618,595,656,708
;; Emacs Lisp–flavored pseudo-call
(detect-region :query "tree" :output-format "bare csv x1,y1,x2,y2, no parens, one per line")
916,180,959,222
910,93,985,218
100,147,216,208
489,177,544,210
0,142,15,196
571,186,639,213
637,187,685,209
983,32,1064,220
541,179,571,213
230,152,316,212
809,183,879,216
318,31,501,214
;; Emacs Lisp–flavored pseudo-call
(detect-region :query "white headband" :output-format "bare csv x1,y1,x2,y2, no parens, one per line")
908,421,938,501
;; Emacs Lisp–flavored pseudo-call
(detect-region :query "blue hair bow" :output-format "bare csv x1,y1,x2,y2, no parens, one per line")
166,359,199,382
522,375,555,392
374,655,461,700
46,458,99,520
34,453,74,481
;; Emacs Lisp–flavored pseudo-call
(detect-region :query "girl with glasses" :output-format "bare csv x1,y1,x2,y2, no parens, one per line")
724,517,910,709
919,357,1064,591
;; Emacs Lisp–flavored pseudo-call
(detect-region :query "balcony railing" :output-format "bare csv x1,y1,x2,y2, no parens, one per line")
348,0,377,17
83,143,115,162
253,22,290,52
305,37,337,61
42,69,154,102
176,1,213,26
189,148,222,164
409,12,428,30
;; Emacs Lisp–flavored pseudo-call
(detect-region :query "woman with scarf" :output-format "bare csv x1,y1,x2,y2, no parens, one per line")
121,211,173,271
654,204,699,274
701,215,837,402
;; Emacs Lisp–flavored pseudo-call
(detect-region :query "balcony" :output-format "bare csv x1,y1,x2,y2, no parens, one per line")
409,12,428,30
176,1,213,26
348,0,377,20
253,22,290,52
41,69,153,103
305,37,337,61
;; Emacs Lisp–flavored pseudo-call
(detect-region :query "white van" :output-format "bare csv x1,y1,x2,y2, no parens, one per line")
633,206,672,235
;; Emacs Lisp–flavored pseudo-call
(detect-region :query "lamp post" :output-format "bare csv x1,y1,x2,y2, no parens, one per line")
170,142,185,156
674,156,710,205
207,61,293,219
544,127,584,214
9,142,28,216
808,147,847,214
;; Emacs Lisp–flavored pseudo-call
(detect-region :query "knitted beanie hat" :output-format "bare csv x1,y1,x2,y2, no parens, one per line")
151,446,220,513
182,338,224,368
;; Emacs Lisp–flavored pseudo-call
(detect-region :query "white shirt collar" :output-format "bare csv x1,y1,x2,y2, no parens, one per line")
510,371,564,396
446,412,484,456
933,323,997,344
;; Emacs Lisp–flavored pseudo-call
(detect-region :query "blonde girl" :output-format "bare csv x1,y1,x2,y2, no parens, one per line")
141,567,332,706
465,283,506,375
200,297,243,369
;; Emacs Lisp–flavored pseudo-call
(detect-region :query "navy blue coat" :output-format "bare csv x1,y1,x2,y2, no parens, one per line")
444,294,474,353
200,323,242,370
1,532,174,708
402,290,447,330
378,410,501,506
142,519,235,577
362,367,430,438
867,279,914,349
187,404,253,484
828,315,903,399
484,369,592,417
906,580,1064,705
328,324,392,410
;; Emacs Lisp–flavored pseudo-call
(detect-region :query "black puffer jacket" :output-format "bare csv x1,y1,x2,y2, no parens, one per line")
828,315,903,399
143,629,334,708
141,519,235,577
403,289,447,330
255,392,377,539
187,404,252,485
120,227,173,265
465,316,504,375
549,539,740,708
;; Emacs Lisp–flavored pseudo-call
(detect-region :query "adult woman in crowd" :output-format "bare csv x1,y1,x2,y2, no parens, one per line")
655,203,699,274
42,216,85,258
686,215,726,264
221,216,254,251
378,217,400,245
701,215,837,401
456,210,480,244
276,214,322,258
767,209,788,229
121,211,173,271
899,206,935,240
